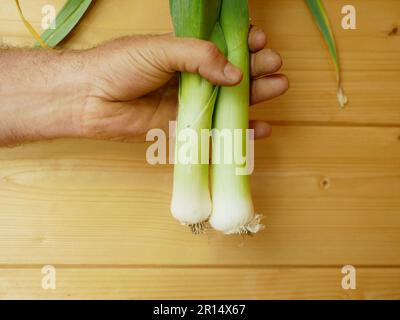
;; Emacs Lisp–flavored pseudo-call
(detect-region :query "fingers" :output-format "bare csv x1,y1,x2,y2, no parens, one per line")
248,26,267,52
251,74,289,105
248,27,279,139
156,35,243,86
250,120,272,139
251,48,282,78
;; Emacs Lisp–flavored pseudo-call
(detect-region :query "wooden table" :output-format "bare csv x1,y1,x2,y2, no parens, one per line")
0,0,399,299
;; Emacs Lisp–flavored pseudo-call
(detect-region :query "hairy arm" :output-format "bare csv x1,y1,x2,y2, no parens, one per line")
0,49,89,146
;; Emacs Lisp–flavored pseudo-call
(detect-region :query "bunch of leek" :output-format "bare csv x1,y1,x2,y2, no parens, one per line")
170,0,262,234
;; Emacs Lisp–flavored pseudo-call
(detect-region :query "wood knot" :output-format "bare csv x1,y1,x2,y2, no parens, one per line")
320,177,331,190
388,26,398,36
36,234,48,244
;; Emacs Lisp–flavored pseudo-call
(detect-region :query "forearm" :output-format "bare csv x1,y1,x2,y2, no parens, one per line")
0,48,90,146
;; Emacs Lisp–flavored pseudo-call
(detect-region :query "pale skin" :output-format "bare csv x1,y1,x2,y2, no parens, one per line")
0,26,288,146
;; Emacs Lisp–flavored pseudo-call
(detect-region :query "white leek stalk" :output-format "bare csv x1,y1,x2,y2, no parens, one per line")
169,0,225,233
209,0,263,235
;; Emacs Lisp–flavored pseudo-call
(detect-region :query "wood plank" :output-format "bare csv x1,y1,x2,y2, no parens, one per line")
0,126,399,265
1,0,399,125
0,0,399,299
0,266,399,299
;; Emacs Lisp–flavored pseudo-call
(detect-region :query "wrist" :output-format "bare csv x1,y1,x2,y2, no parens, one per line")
41,50,93,140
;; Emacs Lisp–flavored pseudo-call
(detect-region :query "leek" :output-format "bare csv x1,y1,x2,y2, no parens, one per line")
169,0,226,233
209,0,263,234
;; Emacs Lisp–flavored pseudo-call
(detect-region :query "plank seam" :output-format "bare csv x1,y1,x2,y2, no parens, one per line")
1,264,400,269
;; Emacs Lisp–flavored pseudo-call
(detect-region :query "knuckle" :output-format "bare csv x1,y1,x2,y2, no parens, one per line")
203,42,221,61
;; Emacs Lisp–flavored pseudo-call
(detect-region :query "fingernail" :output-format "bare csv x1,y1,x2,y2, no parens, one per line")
256,26,264,34
255,28,266,41
224,63,242,83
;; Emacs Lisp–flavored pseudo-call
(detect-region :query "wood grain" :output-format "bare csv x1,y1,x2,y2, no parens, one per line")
0,267,399,300
0,0,399,299
0,126,399,266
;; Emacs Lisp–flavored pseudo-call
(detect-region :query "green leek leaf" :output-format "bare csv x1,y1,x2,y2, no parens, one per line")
14,0,52,49
35,0,93,48
15,0,92,49
305,0,348,107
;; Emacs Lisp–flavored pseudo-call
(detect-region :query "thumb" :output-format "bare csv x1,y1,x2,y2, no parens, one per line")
153,34,243,86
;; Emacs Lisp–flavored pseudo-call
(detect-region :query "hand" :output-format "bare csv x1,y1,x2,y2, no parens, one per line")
80,26,289,141
0,26,288,146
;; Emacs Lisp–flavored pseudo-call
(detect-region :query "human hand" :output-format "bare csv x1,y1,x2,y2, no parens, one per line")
80,26,289,141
